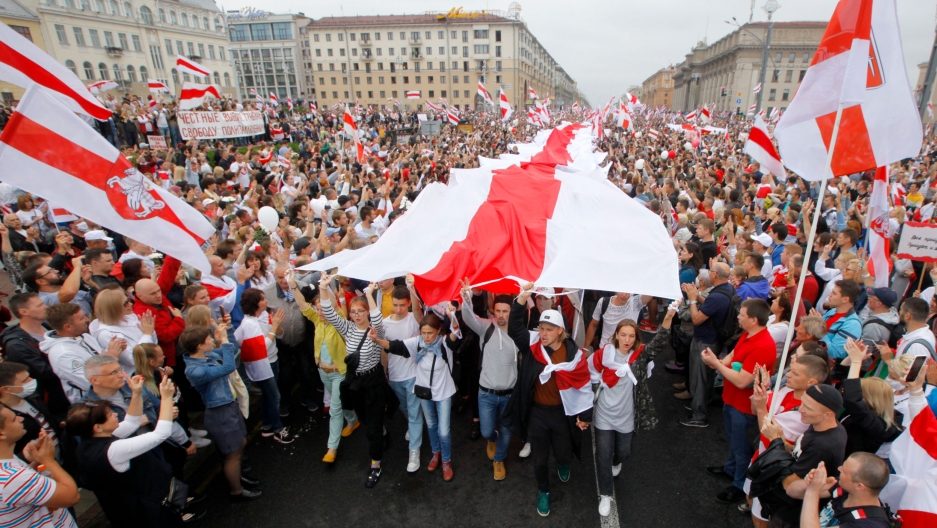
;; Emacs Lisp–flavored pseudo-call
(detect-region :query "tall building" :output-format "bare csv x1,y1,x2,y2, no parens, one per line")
16,0,236,101
302,6,581,112
0,0,45,103
640,66,675,109
227,9,310,102
671,21,826,116
915,61,936,124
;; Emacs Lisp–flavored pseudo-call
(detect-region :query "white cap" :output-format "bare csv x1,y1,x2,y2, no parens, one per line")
539,309,565,330
201,198,216,207
535,287,555,297
85,230,112,242
753,233,773,247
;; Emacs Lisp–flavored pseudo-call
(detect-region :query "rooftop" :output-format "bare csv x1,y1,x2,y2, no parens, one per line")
305,12,514,29
0,0,38,21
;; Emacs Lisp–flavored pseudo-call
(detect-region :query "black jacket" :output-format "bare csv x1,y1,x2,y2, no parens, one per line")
503,300,593,460
0,324,70,419
840,378,903,457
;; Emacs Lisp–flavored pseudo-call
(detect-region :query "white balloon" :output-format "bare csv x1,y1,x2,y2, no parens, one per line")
660,151,668,160
258,206,279,232
635,159,645,170
684,142,693,150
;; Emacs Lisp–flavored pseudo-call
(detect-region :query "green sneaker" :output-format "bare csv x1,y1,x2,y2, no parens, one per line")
557,464,570,483
537,492,550,517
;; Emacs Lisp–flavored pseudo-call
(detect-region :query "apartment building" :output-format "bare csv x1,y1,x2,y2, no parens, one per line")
640,66,676,109
227,9,310,102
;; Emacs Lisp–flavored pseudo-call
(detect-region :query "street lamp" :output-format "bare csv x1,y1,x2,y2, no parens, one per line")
726,1,780,115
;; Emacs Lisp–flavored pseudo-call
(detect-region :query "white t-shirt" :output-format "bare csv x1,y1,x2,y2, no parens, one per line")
592,295,647,347
355,222,379,239
383,314,420,382
0,458,78,528
230,162,251,188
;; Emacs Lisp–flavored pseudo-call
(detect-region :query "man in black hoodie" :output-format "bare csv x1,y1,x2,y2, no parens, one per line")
0,293,70,420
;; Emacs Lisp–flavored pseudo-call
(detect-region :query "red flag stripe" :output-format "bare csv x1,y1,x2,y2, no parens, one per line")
909,404,937,460
239,334,268,362
748,124,781,162
180,85,220,100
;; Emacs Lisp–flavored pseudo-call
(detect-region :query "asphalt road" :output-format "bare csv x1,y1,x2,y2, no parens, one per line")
189,333,754,528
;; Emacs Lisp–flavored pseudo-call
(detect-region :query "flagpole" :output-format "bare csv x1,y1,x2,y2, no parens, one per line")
768,101,845,419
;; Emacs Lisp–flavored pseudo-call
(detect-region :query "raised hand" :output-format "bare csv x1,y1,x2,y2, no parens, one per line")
126,373,145,394
158,376,175,400
107,336,127,357
138,311,155,336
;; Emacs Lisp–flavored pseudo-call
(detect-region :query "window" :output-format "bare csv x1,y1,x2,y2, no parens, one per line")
208,44,215,59
176,41,183,55
495,75,501,83
187,42,194,56
126,65,136,82
785,69,793,83
169,10,177,24
788,52,795,63
118,33,128,49
104,31,114,47
109,0,118,14
94,0,104,12
219,48,224,60
495,30,501,42
775,51,781,63
98,62,109,79
171,68,178,86
495,61,501,72
354,76,360,83
410,31,419,41
495,46,501,57
782,89,790,101
451,46,457,55
772,69,780,82
474,29,488,39
330,77,336,85
83,61,94,79
112,63,122,80
55,24,68,45
140,6,153,25
803,52,810,63
123,2,131,17
327,48,333,57
380,90,385,97
317,63,323,71
438,31,444,39
65,60,77,76
10,25,33,42
164,39,172,55
329,63,335,71
213,71,220,85
426,47,431,55
453,75,459,83
139,66,147,81
474,45,489,53
463,46,469,57
352,48,357,56
340,48,345,56
768,88,776,101
181,13,188,27
349,33,356,41
799,70,806,82
325,33,331,42
338,33,343,41
463,75,469,82
73,28,85,46
462,31,468,42
415,76,420,83
313,33,320,42
376,48,382,56
272,22,292,40
439,63,445,72
441,90,447,97
379,77,384,84
251,24,271,41
403,76,409,83
89,29,100,47
149,45,163,70
131,34,141,51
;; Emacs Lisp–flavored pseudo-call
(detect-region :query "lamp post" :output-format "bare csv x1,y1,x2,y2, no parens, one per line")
727,0,780,115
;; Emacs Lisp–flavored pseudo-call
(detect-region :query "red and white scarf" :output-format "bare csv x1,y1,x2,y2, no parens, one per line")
531,341,593,416
590,344,645,388
233,313,274,381
752,387,807,464
200,273,237,317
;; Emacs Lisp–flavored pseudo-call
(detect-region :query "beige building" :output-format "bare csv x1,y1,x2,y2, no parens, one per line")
915,61,937,123
227,10,311,102
18,0,236,102
302,6,581,112
640,66,676,109
671,21,826,116
0,0,47,103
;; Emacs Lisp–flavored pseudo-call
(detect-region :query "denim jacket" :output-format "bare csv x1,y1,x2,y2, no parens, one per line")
185,343,237,408
87,384,159,425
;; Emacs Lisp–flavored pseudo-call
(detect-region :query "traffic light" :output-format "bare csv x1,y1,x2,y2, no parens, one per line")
720,87,727,97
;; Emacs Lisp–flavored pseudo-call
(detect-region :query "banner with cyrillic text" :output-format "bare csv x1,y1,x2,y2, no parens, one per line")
896,222,937,262
178,111,264,140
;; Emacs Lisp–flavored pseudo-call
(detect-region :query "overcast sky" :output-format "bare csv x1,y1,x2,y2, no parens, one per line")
220,0,936,105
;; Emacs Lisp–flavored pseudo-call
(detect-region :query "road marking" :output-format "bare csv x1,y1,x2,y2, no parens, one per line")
591,427,621,528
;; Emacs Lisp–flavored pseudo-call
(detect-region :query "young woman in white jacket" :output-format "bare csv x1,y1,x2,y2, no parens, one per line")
90,288,157,375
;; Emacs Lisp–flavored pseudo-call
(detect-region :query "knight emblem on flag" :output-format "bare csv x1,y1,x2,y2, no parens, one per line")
107,167,166,218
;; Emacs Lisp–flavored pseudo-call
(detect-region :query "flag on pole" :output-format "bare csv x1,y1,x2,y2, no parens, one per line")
744,115,785,178
499,88,513,121
774,0,923,181
753,82,762,93
878,405,937,527
343,105,365,163
528,86,539,100
233,312,275,381
478,80,494,105
0,85,216,272
249,88,257,96
178,82,221,110
929,102,934,119
148,80,170,93
268,93,279,106
684,110,697,122
699,106,712,124
175,55,211,77
309,100,317,111
254,93,264,106
866,166,892,287
625,92,640,108
87,80,118,94
46,203,77,224
0,21,111,120
406,90,421,99
287,97,293,111
446,109,460,126
647,128,659,140
425,100,443,112
748,103,758,114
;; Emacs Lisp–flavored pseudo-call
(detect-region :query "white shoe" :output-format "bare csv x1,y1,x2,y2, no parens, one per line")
188,428,209,438
407,449,420,473
191,436,212,448
599,496,612,517
519,442,531,458
612,464,622,477
405,431,410,442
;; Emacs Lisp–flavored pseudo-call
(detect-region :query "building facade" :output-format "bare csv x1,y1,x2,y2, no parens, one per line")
19,0,236,102
915,61,936,124
640,66,675,109
671,21,826,117
0,0,47,103
227,9,310,102
302,7,581,112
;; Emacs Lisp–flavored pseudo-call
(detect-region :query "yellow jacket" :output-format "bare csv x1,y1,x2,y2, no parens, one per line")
300,306,349,374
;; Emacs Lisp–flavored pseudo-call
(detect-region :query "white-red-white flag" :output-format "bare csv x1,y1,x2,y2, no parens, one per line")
699,106,712,125
685,110,697,122
46,203,77,224
176,55,211,78
309,100,317,111
744,115,785,178
929,102,934,119
478,80,494,105
528,86,539,100
748,103,758,114
425,100,443,112
446,109,460,126
342,105,365,163
178,82,221,110
879,405,937,527
499,88,513,121
406,90,420,99
148,80,170,93
775,0,922,181
648,128,659,140
0,21,111,120
234,313,275,381
866,166,892,287
287,97,293,110
0,86,215,272
753,82,762,93
269,93,279,105
87,80,118,94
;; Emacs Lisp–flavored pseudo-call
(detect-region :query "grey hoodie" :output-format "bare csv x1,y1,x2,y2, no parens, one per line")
461,296,518,391
860,308,900,345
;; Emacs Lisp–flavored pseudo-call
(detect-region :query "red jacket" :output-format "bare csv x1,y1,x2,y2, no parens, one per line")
133,256,186,366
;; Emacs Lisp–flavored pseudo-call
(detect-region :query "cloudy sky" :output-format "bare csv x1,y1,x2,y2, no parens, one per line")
220,0,936,105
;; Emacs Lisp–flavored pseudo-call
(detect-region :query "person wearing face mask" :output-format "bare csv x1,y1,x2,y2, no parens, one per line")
0,362,60,463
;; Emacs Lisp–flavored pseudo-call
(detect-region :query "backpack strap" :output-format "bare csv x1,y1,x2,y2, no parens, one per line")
904,338,937,362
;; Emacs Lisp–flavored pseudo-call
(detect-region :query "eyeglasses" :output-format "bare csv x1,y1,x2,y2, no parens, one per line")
36,268,58,280
349,309,368,316
97,368,123,378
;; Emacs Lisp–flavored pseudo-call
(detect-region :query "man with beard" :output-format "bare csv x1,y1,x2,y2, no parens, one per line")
22,258,93,316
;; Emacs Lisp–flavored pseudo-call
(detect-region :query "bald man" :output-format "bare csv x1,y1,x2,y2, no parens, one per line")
679,261,736,428
132,256,186,369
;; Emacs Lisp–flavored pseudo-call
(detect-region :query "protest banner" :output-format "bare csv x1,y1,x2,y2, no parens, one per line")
896,222,937,262
146,135,167,149
178,110,265,140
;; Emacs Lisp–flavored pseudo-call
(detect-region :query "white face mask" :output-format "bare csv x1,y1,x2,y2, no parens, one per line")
11,379,37,398
76,221,89,233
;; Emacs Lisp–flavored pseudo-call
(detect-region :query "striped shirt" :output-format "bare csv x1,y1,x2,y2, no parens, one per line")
0,459,77,528
321,299,385,373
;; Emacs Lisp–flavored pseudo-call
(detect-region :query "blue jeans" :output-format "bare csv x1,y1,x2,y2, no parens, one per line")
477,389,512,462
257,361,283,432
319,369,357,449
169,125,181,147
723,405,758,490
389,377,423,451
421,396,452,463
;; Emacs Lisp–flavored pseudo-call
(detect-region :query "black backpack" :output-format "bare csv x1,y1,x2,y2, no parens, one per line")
711,287,743,349
861,317,906,349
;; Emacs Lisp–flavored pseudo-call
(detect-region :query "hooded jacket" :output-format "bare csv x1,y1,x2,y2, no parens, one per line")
39,330,104,404
737,275,771,302
0,324,70,417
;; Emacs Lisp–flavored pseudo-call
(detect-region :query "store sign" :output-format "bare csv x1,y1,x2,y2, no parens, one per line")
227,7,268,21
437,7,482,19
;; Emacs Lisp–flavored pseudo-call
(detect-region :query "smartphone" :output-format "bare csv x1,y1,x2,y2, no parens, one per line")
904,355,927,382
219,306,226,319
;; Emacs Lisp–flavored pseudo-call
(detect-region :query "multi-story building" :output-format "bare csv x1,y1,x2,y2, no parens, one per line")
915,61,937,124
0,0,46,103
20,0,236,101
302,6,581,112
640,66,676,109
227,9,310,102
671,21,826,116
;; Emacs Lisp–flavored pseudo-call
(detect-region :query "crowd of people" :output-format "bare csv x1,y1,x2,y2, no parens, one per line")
0,90,935,528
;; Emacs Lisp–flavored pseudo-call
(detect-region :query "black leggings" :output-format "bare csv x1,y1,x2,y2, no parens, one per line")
528,405,573,493
350,368,390,462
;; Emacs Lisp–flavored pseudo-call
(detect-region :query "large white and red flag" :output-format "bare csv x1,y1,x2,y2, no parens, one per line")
0,21,111,120
775,0,922,181
178,82,221,110
175,55,211,78
233,313,275,381
684,110,697,122
866,166,892,286
406,90,421,99
699,106,712,124
499,88,513,121
425,100,443,112
625,92,640,109
879,404,937,527
0,86,215,272
46,202,77,224
200,273,238,317
148,80,170,93
342,105,365,163
744,115,785,178
528,86,539,100
753,82,762,94
616,102,632,130
478,81,494,105
87,80,118,94
318,125,681,305
268,93,279,106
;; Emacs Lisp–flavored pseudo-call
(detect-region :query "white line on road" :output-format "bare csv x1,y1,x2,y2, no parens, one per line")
591,427,620,528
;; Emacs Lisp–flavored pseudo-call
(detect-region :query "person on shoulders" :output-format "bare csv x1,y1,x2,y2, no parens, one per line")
737,254,771,302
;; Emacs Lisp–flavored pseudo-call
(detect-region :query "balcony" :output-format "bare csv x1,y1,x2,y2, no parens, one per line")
105,46,123,57
359,40,372,46
408,36,421,45
411,50,422,59
361,52,374,61
187,55,203,62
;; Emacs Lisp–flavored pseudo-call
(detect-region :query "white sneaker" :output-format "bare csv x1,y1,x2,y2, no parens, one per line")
191,436,212,448
405,431,410,442
519,442,531,458
612,464,622,477
598,496,612,517
188,428,209,438
407,449,420,473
